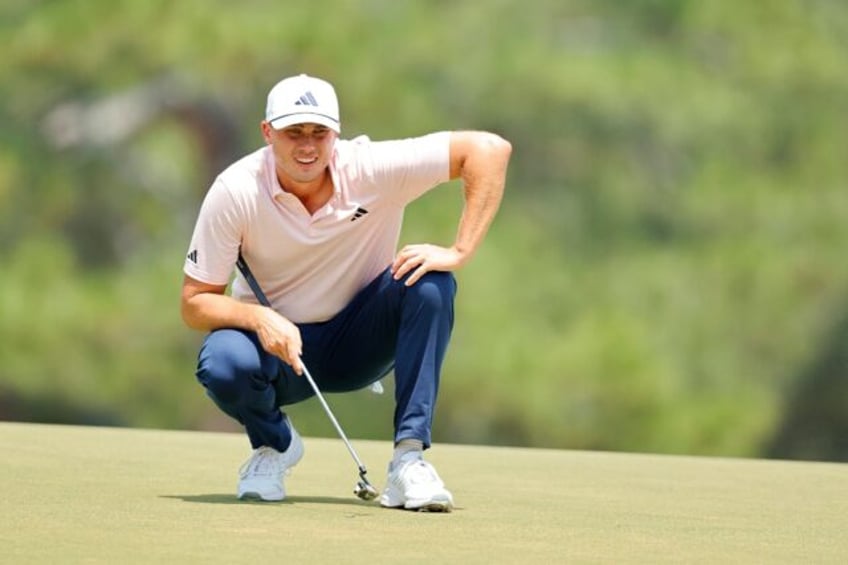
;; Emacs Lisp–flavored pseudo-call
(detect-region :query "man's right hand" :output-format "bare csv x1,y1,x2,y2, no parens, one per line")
181,276,305,374
253,306,304,375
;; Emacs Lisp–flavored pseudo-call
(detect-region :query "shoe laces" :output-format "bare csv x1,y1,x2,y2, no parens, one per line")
399,457,442,486
239,446,285,479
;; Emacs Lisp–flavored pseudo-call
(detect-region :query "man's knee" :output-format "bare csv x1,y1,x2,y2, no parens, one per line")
196,329,265,403
406,271,457,311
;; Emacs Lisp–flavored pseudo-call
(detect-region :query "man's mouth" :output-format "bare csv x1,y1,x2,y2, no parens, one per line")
296,156,318,165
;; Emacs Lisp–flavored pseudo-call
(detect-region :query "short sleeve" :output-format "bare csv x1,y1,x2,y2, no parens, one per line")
183,178,243,285
349,132,451,205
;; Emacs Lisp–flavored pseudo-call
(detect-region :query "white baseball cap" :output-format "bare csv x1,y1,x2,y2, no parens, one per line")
265,74,340,133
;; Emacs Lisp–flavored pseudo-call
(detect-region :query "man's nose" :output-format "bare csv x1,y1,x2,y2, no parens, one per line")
297,135,319,148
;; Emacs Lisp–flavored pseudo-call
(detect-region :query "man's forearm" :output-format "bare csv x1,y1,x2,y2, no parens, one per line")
453,133,512,263
181,292,264,333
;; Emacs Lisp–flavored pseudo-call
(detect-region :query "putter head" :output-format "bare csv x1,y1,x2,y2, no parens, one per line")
354,479,379,501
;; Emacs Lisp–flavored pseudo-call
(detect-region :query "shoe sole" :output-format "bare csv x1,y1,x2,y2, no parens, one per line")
409,501,453,513
404,494,454,513
380,502,453,513
381,488,454,512
237,491,284,502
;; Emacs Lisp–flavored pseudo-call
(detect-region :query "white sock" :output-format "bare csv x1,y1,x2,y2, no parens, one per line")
392,439,423,466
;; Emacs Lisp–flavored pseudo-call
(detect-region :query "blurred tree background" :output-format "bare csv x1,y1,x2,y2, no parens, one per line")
1,0,846,461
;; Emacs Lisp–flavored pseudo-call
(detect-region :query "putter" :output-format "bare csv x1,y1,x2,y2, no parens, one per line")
236,252,380,501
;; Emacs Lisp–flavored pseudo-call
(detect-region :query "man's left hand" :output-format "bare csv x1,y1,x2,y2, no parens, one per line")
391,244,464,286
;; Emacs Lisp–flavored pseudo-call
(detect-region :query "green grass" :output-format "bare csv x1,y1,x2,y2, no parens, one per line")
0,422,845,564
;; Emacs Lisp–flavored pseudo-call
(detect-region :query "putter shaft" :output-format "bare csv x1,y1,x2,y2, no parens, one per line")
300,363,369,474
235,251,376,497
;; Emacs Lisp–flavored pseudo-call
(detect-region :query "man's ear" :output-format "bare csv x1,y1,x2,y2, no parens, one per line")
260,121,273,144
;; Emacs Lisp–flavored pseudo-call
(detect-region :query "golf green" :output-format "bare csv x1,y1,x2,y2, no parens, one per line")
1,422,845,563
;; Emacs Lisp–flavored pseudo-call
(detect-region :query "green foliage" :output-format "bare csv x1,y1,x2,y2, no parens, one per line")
2,0,847,459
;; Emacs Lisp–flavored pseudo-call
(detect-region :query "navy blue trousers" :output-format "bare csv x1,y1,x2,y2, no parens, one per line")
195,268,456,452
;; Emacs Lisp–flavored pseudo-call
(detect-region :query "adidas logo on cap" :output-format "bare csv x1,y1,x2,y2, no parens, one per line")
294,91,319,106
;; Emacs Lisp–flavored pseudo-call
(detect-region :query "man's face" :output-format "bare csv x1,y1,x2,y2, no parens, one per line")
263,122,337,184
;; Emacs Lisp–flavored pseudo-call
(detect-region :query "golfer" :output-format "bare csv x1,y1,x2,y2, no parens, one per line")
181,74,511,511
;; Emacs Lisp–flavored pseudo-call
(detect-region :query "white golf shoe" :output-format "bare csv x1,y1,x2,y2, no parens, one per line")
237,423,304,501
380,452,454,512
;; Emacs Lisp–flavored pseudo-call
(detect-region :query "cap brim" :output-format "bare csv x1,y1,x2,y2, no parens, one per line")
268,113,340,133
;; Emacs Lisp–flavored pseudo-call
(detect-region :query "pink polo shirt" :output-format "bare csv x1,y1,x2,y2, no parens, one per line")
184,132,451,323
